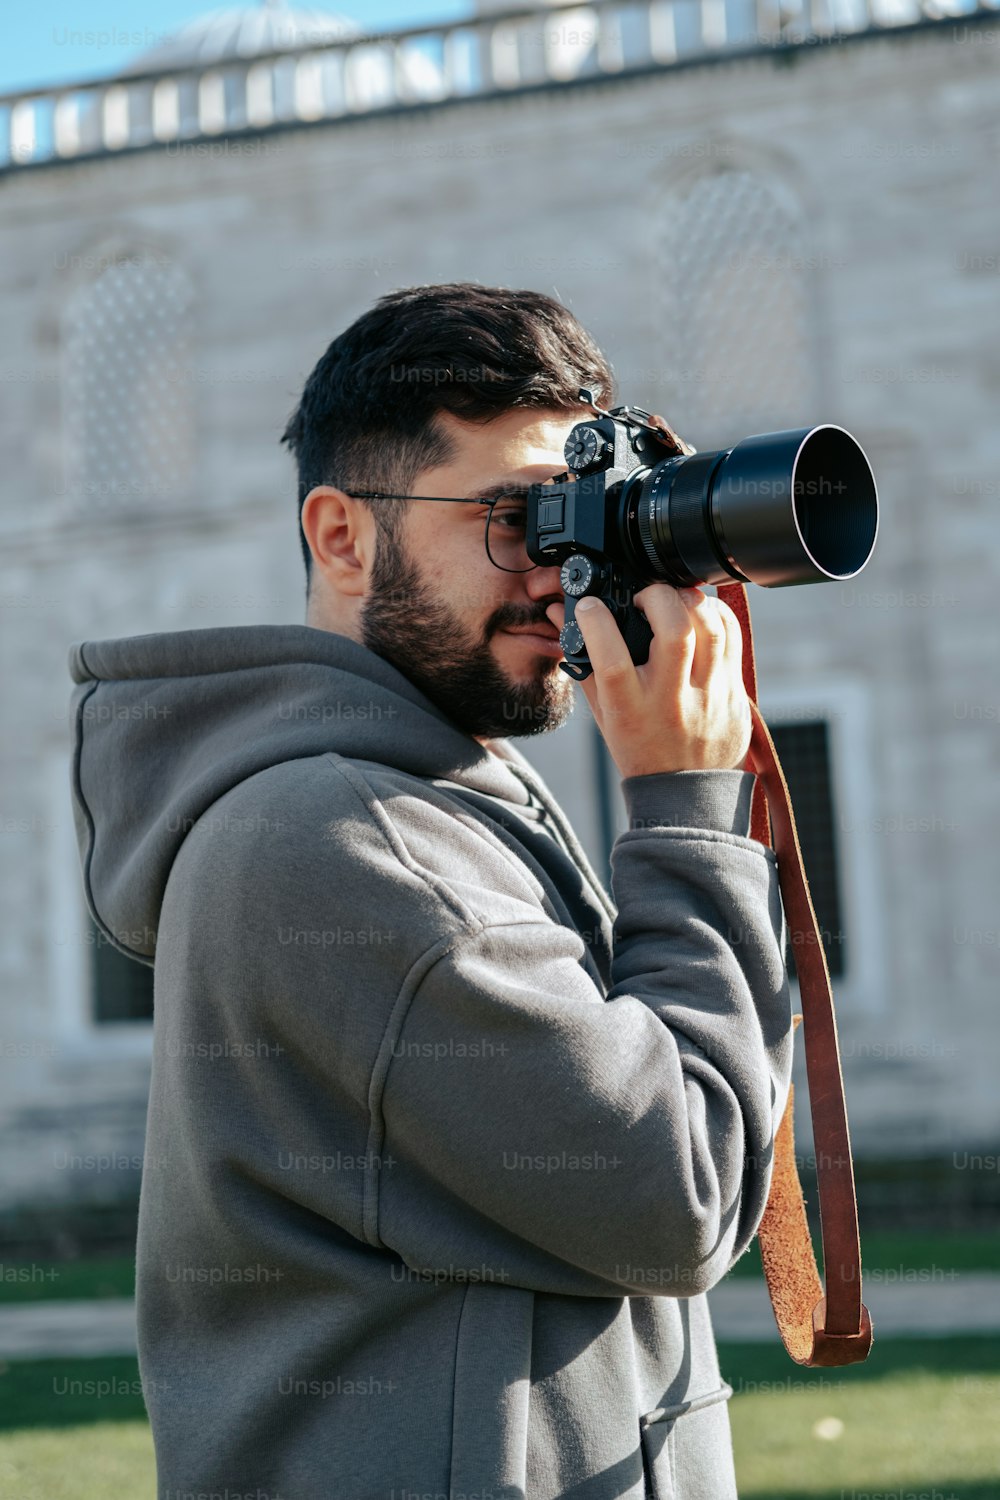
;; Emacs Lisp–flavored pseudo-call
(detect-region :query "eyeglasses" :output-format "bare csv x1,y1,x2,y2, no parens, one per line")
343,479,570,573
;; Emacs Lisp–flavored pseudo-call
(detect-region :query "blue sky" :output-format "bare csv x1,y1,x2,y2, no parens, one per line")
1,1,473,95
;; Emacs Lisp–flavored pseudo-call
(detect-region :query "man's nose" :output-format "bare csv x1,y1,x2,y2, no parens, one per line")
522,561,564,602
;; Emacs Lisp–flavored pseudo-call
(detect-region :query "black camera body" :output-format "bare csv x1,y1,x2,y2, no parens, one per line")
525,389,878,682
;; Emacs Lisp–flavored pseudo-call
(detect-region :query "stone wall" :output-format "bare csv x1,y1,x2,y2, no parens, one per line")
0,16,997,1215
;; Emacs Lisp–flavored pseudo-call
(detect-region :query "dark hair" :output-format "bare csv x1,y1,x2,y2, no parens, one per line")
280,282,616,590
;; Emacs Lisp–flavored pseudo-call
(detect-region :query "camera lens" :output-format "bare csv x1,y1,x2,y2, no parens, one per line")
627,425,878,588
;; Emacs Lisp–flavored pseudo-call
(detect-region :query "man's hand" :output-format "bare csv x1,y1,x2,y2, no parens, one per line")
545,584,753,779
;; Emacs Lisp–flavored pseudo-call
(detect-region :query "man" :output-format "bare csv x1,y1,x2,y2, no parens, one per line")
68,283,793,1500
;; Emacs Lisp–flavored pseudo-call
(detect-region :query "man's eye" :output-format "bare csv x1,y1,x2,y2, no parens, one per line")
492,501,527,529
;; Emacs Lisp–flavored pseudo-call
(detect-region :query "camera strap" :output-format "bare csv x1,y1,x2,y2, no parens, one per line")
716,580,874,1367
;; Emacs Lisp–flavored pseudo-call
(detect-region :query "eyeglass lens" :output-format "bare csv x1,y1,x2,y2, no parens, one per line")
485,498,535,573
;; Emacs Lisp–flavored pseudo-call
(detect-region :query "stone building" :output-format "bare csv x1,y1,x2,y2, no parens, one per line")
1,0,997,1235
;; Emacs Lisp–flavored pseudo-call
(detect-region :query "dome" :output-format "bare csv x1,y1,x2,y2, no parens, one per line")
80,0,447,150
118,3,361,76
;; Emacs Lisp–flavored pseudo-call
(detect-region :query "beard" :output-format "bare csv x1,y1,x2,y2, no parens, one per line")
359,527,575,742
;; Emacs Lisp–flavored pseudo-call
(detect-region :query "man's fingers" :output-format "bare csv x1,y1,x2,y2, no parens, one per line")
547,583,751,774
548,587,744,725
685,595,730,692
632,584,697,689
711,594,745,675
573,598,641,717
550,588,741,698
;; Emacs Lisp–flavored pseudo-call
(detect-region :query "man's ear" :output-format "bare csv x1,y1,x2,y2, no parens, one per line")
301,486,374,597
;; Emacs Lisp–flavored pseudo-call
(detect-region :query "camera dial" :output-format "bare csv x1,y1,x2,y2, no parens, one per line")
560,555,599,597
564,426,607,472
559,619,585,657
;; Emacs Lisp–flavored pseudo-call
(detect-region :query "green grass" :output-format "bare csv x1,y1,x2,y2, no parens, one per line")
722,1336,1000,1499
0,1420,154,1499
0,1357,154,1500
0,1340,997,1499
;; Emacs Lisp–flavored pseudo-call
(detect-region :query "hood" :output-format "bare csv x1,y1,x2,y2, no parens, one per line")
68,623,555,966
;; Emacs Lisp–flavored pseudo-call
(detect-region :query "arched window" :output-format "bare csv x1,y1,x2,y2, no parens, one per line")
61,250,195,514
654,165,819,447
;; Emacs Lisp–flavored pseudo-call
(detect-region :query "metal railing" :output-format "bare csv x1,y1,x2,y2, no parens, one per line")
1,0,995,170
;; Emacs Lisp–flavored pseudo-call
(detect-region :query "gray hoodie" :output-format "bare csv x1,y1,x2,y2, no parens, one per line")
68,623,793,1500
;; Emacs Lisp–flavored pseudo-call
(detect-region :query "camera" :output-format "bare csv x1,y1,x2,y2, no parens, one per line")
525,389,879,681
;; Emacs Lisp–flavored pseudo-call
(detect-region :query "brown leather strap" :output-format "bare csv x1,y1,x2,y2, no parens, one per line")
717,581,874,1366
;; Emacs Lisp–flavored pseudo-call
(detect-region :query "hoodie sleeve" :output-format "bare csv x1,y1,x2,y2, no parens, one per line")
372,768,793,1299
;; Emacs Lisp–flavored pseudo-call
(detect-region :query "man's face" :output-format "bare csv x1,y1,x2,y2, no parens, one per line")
358,406,578,743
